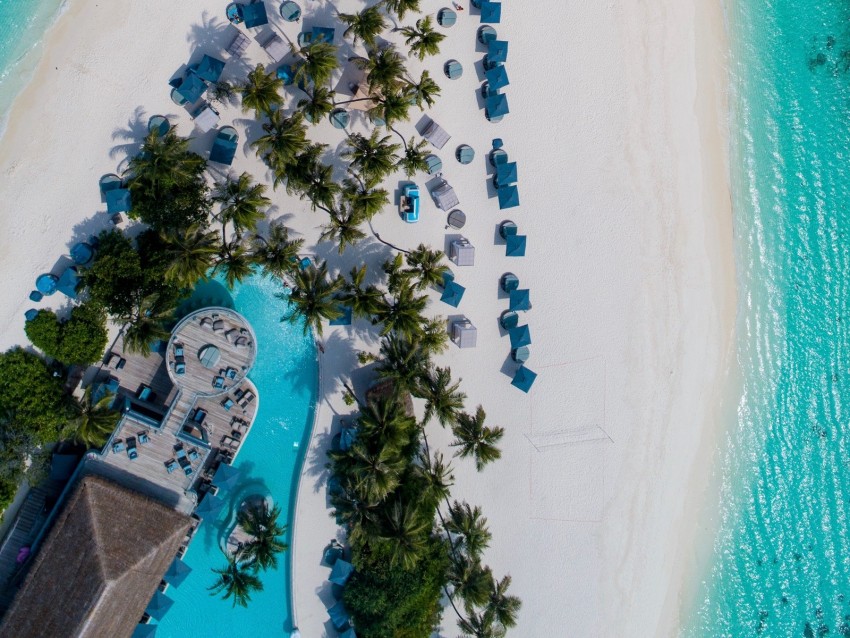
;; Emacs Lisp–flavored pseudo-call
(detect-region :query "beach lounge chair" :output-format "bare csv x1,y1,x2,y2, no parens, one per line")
260,32,288,62
127,438,138,460
165,459,178,473
200,317,213,329
210,127,239,165
235,336,249,347
433,180,460,210
226,30,251,57
422,118,450,149
112,440,125,454
222,398,235,411
212,319,225,332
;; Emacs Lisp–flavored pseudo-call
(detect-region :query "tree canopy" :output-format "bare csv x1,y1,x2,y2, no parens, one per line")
25,304,108,365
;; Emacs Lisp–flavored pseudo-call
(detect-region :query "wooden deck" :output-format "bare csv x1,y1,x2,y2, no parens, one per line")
85,309,260,515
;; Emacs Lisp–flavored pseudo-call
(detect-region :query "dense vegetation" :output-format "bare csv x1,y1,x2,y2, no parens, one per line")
25,304,108,365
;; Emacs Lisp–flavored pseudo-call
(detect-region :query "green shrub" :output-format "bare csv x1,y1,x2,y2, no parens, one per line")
24,310,61,357
24,304,108,365
0,349,66,443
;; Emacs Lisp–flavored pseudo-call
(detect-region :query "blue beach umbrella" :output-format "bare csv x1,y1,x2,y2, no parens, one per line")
440,280,466,307
485,93,510,119
174,71,207,103
509,289,531,311
240,2,269,27
511,366,538,393
312,26,335,44
496,162,518,186
488,39,509,63
328,599,350,630
195,493,224,519
505,234,527,256
194,55,225,83
212,463,241,490
145,591,174,621
164,557,192,587
106,188,132,214
339,629,357,638
499,184,520,210
329,559,355,586
56,268,79,299
132,625,157,638
508,325,531,349
330,304,353,326
485,65,509,91
480,1,502,23
25,309,39,321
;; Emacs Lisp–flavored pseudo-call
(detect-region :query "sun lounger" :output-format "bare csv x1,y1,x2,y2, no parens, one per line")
212,319,224,332
174,344,184,358
175,362,186,375
183,463,194,477
175,447,187,460
260,32,288,62
188,448,200,461
225,329,239,343
225,368,237,379
165,459,178,473
222,398,235,411
127,438,138,460
213,376,225,389
422,118,450,149
138,385,153,401
193,409,207,424
138,432,150,445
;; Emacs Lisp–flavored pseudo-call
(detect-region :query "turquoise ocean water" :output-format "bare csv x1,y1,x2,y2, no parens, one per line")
0,0,66,131
686,0,850,635
156,274,317,637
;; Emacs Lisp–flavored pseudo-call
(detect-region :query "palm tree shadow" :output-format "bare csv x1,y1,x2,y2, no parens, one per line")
186,11,232,55
109,105,149,160
318,330,359,400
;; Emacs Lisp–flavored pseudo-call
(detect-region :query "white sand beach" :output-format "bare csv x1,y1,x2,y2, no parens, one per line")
0,0,736,636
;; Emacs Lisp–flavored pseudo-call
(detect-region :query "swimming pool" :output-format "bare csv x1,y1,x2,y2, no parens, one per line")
156,273,317,637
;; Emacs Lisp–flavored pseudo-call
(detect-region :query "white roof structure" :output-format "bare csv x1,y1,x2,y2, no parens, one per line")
450,237,475,266
451,318,477,348
193,105,220,132
433,180,459,210
260,32,288,62
422,118,450,149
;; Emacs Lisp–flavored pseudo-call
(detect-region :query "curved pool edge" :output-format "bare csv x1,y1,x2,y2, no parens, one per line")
287,344,324,633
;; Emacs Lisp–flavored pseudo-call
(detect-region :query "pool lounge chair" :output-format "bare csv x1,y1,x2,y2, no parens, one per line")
213,376,225,389
165,459,178,473
225,367,237,379
222,398,235,411
138,432,150,445
193,409,207,424
127,438,138,460
138,385,153,402
183,463,194,477
188,448,200,461
175,362,186,375
112,440,125,454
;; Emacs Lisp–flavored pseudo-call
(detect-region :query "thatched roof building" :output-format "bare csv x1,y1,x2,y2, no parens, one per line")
0,475,191,638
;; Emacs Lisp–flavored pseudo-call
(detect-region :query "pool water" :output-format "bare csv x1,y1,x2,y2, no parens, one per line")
156,273,317,637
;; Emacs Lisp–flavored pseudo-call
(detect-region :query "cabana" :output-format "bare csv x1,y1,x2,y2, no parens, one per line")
192,104,221,133
209,127,239,165
451,317,478,348
145,591,174,621
486,93,510,119
340,629,358,638
498,184,520,209
509,289,531,311
480,1,502,23
106,188,132,214
506,234,527,256
509,324,532,349
260,32,288,62
329,559,355,586
511,366,538,393
422,117,451,149
488,39,509,63
239,1,269,28
194,54,226,83
164,557,193,587
485,64,509,90
432,180,459,210
450,237,475,266
441,280,466,307
280,1,301,21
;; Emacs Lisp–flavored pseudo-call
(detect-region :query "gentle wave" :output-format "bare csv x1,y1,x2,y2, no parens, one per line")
686,0,850,635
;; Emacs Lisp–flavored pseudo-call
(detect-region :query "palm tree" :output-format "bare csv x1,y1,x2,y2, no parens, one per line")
251,110,309,178
160,223,219,288
128,129,205,192
339,6,386,47
400,16,445,60
215,240,254,288
66,387,119,448
293,42,339,88
378,499,431,569
404,69,441,108
375,332,430,395
449,555,493,612
450,407,505,471
445,501,491,561
419,316,450,355
404,244,449,290
344,443,406,505
373,282,428,338
356,45,407,93
342,130,400,183
208,556,264,608
237,503,289,571
283,143,326,197
212,172,270,240
357,394,417,452
286,147,340,211
251,222,304,280
382,0,421,21
285,261,344,337
485,575,521,629
369,90,412,127
418,450,454,508
458,610,504,638
421,367,466,427
123,294,174,355
240,64,283,117
342,177,390,220
296,85,336,125
340,265,383,319
319,207,367,254
397,136,430,177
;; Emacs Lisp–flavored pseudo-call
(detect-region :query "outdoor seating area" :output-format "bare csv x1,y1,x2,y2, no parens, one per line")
479,34,509,122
